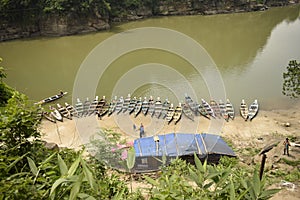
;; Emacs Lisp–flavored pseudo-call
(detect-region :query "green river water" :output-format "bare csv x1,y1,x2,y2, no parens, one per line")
1,5,300,110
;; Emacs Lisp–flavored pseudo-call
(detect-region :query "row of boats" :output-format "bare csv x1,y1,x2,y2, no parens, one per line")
40,92,259,124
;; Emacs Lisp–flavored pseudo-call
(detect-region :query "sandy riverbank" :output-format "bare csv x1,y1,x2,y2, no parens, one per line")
40,101,300,200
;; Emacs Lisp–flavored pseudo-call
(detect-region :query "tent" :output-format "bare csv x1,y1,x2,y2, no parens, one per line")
132,133,235,173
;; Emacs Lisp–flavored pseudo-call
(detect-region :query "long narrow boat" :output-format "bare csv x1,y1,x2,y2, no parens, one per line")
35,91,67,105
65,102,77,117
219,100,229,121
182,103,194,121
99,104,109,117
173,103,182,124
197,103,210,119
148,96,155,117
128,97,137,114
50,106,63,122
75,98,84,117
240,99,249,121
161,98,170,119
226,99,235,120
154,97,162,118
108,96,117,116
141,97,149,116
82,98,91,116
185,95,198,113
210,100,220,118
248,99,259,121
88,96,99,115
115,96,124,114
165,104,175,124
123,94,131,113
42,111,56,123
57,103,72,119
201,99,216,118
134,97,142,117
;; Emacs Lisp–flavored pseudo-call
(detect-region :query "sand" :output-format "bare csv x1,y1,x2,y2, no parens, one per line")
39,101,300,199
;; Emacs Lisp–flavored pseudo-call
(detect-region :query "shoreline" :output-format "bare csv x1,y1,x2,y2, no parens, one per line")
40,101,300,150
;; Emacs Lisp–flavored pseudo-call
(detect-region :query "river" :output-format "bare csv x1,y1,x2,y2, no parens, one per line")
1,5,300,110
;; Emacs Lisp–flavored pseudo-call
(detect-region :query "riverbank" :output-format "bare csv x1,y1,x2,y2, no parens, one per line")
40,101,300,199
1,0,299,42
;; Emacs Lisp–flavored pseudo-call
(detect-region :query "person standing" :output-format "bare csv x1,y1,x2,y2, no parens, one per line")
283,138,291,156
140,123,144,138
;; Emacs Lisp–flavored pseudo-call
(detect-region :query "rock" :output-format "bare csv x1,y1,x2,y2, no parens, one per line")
284,122,291,127
44,142,59,150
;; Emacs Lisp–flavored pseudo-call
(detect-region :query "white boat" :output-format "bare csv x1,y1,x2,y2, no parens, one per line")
128,97,137,114
161,98,170,119
201,99,216,118
210,100,220,117
96,96,106,110
148,96,155,117
83,98,91,116
123,94,131,113
173,103,182,124
219,100,229,121
50,106,63,122
154,97,162,118
141,97,149,115
248,99,259,121
182,103,194,121
166,103,175,123
134,97,142,117
88,96,99,115
240,99,249,120
226,99,234,120
35,91,67,105
185,95,198,113
57,103,72,119
65,102,77,117
108,96,117,116
75,98,84,117
115,96,124,114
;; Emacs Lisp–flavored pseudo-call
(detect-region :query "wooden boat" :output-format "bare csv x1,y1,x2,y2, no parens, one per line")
197,103,210,119
57,103,72,119
148,96,155,117
123,94,131,113
42,111,56,123
182,103,194,121
134,97,142,117
240,99,249,121
98,104,109,116
141,97,149,115
248,99,259,121
185,95,198,113
82,98,91,116
165,104,175,123
173,103,182,124
154,97,162,118
219,100,229,121
226,99,235,120
88,96,99,115
65,102,77,117
161,98,170,119
108,96,117,116
96,96,106,110
35,91,67,105
50,106,63,122
201,99,216,118
75,98,84,117
210,100,220,118
115,96,124,114
128,97,137,114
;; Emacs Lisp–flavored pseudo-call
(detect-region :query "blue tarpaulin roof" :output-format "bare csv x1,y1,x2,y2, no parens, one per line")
134,133,235,157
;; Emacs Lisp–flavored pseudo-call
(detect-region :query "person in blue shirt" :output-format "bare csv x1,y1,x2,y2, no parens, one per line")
283,138,291,156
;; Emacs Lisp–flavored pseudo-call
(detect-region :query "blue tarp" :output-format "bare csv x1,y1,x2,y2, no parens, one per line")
134,133,235,158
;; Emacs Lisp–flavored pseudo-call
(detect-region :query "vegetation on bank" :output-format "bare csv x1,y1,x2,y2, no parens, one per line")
4,56,300,199
282,60,300,98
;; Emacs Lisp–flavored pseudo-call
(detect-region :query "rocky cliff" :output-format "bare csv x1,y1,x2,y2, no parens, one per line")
0,0,298,41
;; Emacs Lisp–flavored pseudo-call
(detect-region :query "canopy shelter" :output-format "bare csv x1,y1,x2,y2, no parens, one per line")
133,133,235,173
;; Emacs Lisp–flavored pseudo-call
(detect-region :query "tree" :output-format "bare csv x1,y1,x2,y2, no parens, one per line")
0,58,13,106
282,60,300,98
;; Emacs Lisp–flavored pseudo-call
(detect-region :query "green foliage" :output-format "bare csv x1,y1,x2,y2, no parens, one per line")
282,60,300,98
145,154,280,200
0,59,13,106
281,157,300,166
